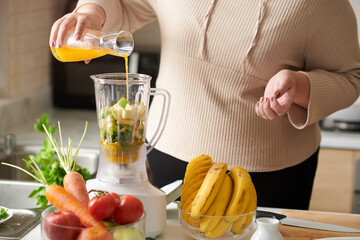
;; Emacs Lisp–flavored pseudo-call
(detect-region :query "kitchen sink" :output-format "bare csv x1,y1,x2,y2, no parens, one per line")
0,180,43,240
0,145,99,239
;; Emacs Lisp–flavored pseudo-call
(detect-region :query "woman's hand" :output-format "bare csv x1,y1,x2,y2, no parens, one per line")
49,4,106,49
255,69,310,120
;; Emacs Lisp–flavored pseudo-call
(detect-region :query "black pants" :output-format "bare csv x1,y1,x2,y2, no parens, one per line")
147,148,319,210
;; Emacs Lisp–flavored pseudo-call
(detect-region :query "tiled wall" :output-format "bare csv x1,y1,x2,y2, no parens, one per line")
0,0,67,98
0,0,67,134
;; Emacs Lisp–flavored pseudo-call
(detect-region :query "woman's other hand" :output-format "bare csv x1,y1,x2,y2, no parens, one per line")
49,4,106,49
255,70,310,120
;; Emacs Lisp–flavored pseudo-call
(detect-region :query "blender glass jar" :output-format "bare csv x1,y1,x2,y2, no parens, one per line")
92,73,170,184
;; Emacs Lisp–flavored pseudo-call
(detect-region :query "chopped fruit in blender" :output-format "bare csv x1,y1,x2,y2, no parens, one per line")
98,98,147,164
117,97,130,108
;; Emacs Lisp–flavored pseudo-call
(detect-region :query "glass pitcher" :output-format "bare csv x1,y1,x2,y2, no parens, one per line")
91,73,170,184
51,28,134,62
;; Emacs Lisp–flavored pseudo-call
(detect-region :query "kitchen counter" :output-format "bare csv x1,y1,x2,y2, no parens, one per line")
320,129,360,150
21,203,360,240
22,202,256,240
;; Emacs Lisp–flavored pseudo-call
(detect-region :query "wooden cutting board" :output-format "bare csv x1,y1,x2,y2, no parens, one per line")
279,210,360,240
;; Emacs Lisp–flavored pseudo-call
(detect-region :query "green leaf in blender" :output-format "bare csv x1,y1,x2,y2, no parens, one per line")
119,128,133,147
107,125,118,136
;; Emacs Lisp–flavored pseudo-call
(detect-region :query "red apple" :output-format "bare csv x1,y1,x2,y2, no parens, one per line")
44,210,82,240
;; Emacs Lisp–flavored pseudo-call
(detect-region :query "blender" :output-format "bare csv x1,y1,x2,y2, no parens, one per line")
86,73,170,238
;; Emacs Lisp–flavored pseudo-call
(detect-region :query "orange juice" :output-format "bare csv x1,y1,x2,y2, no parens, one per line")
52,46,130,100
51,46,126,62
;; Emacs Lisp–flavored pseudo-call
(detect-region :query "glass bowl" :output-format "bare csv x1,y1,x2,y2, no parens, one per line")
41,206,145,240
177,202,256,240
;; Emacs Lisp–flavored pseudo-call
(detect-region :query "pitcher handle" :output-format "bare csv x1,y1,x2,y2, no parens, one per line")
146,88,171,155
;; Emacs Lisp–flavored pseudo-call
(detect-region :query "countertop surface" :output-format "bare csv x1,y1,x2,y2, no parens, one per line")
21,204,360,240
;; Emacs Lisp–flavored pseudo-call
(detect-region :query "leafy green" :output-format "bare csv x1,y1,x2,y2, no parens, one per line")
26,114,91,207
34,113,56,136
0,208,9,220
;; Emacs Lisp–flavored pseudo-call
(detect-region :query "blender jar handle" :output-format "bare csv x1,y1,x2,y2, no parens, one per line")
146,88,171,155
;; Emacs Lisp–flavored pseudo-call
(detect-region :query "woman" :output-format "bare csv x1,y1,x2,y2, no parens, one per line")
50,0,360,210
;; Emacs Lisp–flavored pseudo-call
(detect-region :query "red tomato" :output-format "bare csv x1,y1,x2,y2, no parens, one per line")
88,194,117,220
109,192,120,205
112,195,144,225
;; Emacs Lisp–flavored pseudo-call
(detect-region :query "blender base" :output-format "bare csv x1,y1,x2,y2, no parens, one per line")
86,178,167,238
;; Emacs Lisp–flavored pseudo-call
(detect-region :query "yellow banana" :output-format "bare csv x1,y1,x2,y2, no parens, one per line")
183,161,212,184
200,174,233,234
181,191,196,225
181,190,202,227
181,172,207,205
224,166,254,223
181,176,204,227
203,218,232,239
183,199,201,227
182,190,198,212
230,180,257,234
181,155,212,209
183,154,212,181
191,162,227,219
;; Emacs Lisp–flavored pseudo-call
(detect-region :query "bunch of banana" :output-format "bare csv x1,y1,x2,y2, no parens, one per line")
180,155,213,226
203,166,257,238
180,155,257,239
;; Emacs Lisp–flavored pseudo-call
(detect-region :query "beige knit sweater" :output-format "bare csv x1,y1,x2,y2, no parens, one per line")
76,0,360,172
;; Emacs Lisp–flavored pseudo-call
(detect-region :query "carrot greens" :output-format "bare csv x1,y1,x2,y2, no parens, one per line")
3,114,91,207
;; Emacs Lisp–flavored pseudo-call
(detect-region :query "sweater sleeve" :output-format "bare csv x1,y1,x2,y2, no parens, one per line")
288,0,360,129
75,0,157,33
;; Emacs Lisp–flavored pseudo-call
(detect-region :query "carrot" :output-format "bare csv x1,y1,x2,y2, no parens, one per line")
43,121,90,208
63,172,89,208
45,184,103,228
1,161,104,228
